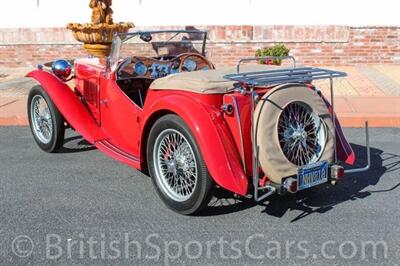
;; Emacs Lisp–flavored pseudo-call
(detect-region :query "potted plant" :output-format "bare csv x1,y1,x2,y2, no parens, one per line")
255,44,290,65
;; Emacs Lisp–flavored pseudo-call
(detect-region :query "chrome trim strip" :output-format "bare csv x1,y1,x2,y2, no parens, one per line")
330,77,338,163
232,96,246,173
100,140,140,162
250,88,264,201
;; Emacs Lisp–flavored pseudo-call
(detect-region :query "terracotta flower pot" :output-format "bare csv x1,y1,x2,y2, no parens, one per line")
258,58,282,66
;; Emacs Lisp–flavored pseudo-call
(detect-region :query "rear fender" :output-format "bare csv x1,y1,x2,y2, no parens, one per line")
26,70,106,144
321,95,355,165
333,114,355,165
142,94,248,196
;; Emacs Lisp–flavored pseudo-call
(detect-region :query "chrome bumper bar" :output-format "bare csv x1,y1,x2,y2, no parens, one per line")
344,121,371,174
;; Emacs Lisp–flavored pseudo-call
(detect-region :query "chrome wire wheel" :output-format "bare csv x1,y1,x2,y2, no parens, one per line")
30,94,53,144
153,129,198,202
278,101,326,166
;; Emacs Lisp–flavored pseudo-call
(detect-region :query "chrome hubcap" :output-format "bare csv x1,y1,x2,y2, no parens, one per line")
278,102,326,166
30,95,53,144
153,129,197,202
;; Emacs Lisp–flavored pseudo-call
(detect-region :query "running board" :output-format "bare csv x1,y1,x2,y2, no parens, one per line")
95,139,141,169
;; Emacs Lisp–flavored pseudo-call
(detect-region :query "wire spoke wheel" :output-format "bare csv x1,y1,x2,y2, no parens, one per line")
153,129,198,202
30,95,53,144
147,114,214,215
278,101,326,166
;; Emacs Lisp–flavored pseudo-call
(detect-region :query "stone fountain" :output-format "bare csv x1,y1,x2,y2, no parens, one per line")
67,0,134,57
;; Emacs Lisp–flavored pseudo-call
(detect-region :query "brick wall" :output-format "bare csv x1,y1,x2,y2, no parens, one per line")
0,26,399,67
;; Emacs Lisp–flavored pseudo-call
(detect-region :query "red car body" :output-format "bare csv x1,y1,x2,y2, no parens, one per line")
26,56,355,197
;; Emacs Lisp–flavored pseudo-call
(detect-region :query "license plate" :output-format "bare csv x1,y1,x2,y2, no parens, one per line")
297,161,328,191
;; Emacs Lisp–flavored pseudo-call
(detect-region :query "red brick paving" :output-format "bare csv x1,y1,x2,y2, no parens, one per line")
339,67,386,96
0,97,28,126
336,96,400,127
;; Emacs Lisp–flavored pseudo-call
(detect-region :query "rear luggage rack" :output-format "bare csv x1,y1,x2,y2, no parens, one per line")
224,66,347,87
224,56,370,202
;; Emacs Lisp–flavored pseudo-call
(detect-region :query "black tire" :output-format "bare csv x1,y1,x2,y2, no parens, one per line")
147,114,214,215
27,85,65,153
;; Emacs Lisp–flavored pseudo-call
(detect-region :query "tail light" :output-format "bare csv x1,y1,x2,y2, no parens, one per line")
330,165,345,181
283,177,298,193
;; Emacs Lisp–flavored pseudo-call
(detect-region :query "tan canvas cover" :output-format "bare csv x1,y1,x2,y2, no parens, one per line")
254,84,335,184
150,65,281,94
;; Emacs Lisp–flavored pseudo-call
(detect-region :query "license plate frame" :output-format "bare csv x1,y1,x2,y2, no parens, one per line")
297,161,329,191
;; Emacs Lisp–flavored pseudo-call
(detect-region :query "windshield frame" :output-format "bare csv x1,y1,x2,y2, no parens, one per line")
108,30,208,72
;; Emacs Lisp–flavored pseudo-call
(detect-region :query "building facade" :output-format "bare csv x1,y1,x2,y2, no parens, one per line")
0,0,399,67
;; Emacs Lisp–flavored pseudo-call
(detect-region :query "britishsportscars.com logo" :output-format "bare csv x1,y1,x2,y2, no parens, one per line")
5,232,389,264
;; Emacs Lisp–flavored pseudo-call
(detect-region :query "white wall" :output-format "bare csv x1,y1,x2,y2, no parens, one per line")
1,0,399,28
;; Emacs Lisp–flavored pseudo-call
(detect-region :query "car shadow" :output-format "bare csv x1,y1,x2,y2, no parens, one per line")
54,133,399,219
197,188,257,216
199,143,399,219
58,135,96,153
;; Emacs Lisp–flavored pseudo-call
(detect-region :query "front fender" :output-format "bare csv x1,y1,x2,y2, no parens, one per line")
26,70,106,144
143,94,248,196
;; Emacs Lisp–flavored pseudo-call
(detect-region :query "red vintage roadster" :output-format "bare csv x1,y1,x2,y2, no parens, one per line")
26,30,370,215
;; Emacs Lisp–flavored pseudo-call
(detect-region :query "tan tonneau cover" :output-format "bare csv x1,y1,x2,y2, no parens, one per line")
150,65,281,94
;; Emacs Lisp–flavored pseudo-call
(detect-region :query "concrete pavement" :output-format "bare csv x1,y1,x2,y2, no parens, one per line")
1,65,400,127
0,127,399,264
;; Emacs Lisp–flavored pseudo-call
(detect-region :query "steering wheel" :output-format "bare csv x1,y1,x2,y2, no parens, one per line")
116,57,132,79
178,53,215,72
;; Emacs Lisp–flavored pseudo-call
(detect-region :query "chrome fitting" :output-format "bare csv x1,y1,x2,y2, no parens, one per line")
252,92,260,104
233,83,247,95
220,104,234,115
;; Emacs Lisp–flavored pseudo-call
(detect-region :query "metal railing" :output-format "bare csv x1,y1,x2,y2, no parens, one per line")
225,66,347,87
236,56,297,73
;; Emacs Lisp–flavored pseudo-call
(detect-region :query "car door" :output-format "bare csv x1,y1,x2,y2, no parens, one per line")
99,75,141,158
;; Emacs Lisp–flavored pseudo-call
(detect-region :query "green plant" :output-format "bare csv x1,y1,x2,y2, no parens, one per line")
255,44,290,65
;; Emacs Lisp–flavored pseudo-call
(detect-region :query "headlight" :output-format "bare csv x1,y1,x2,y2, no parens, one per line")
183,59,197,72
134,61,148,76
51,59,72,81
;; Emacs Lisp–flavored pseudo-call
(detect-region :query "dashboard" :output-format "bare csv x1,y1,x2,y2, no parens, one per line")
117,53,214,80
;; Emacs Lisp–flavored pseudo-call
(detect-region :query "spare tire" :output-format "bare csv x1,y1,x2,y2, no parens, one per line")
254,84,334,184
